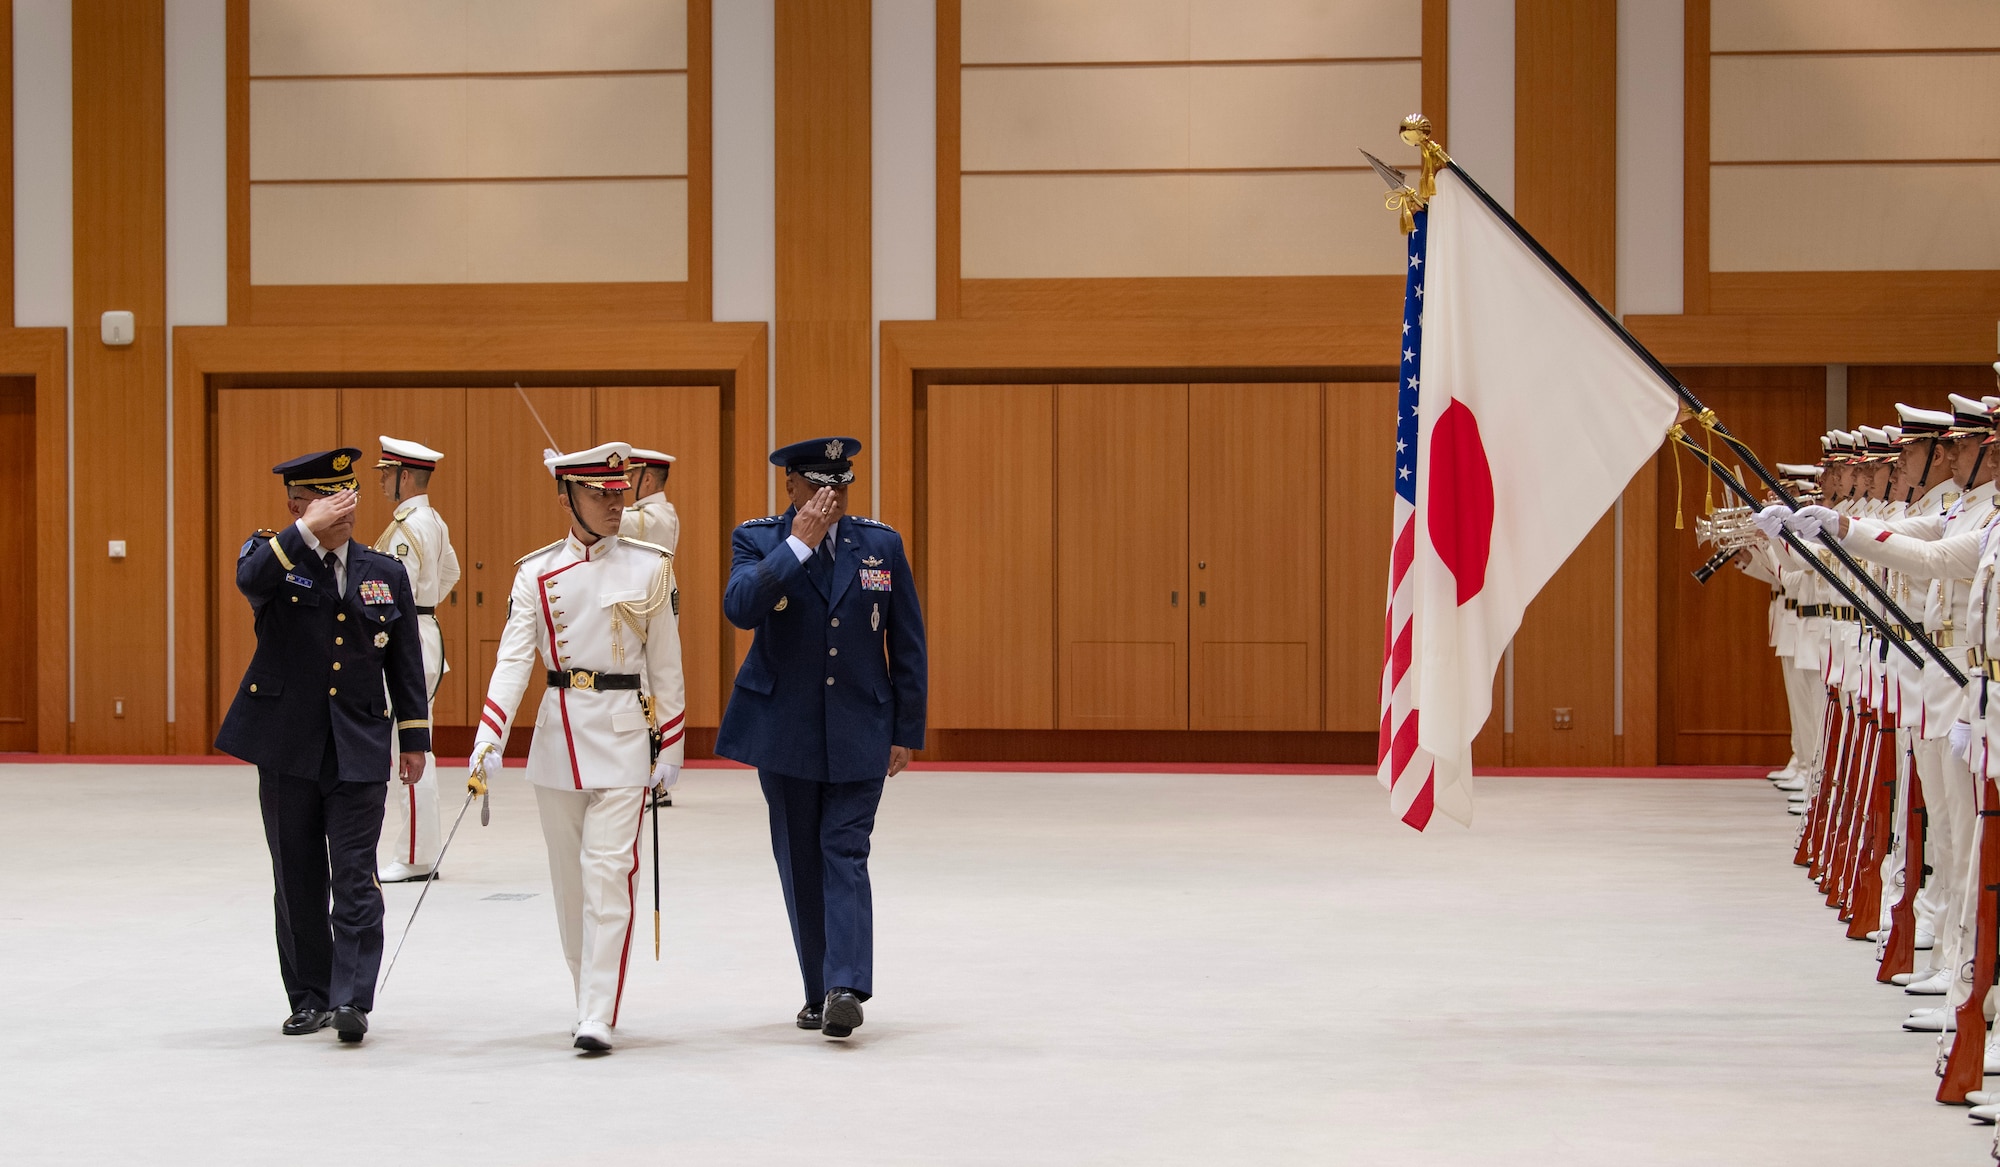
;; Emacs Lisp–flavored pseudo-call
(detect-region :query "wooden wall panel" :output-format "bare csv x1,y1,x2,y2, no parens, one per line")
925,384,1057,728
73,0,167,752
1658,366,1824,764
1057,383,1187,729
1510,0,1620,768
1190,383,1320,730
596,385,725,727
1324,382,1395,733
212,389,337,733
775,0,873,504
462,386,593,744
337,389,469,727
0,378,35,748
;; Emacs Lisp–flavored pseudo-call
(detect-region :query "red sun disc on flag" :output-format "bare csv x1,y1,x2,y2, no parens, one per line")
1427,398,1495,606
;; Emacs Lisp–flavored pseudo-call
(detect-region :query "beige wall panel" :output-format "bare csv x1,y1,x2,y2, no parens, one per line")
466,179,687,282
961,66,1189,171
963,173,1191,278
1712,0,2000,53
468,75,687,177
252,183,470,284
1712,163,2000,271
962,0,1190,64
1189,0,1420,60
252,0,685,75
251,0,467,76
468,0,686,73
250,79,468,180
1712,55,2000,162
1189,62,1419,168
1188,172,1405,276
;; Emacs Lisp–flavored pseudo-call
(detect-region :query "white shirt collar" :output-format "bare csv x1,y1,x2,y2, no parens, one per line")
637,491,666,507
295,519,349,564
399,493,430,511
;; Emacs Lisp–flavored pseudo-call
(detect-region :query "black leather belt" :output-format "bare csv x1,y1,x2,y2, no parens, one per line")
1797,604,1831,618
547,669,641,691
415,606,436,616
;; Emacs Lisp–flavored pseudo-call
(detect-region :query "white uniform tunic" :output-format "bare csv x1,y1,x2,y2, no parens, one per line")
374,494,461,873
618,492,680,555
473,531,685,1030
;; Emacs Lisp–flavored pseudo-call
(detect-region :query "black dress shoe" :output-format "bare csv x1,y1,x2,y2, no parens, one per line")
796,1002,822,1030
821,989,863,1039
281,1008,329,1036
330,1005,369,1044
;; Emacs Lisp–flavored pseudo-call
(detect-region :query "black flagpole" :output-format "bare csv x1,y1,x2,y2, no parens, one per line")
1432,157,1960,685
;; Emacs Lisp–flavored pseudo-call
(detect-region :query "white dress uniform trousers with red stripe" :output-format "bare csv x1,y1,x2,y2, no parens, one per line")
374,495,461,876
473,532,686,1031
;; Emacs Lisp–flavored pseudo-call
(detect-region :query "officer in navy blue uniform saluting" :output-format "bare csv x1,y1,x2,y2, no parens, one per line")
214,449,431,1045
717,436,926,1039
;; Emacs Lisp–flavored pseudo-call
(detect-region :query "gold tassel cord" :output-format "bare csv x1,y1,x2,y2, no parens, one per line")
1667,423,1691,530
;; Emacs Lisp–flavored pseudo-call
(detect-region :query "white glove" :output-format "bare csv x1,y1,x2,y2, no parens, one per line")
467,740,499,796
1752,505,1793,540
1949,720,1973,763
1786,504,1841,541
650,757,680,791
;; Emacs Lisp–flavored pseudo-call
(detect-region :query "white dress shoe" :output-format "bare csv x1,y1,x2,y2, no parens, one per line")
1971,1104,2000,1125
1966,1091,2000,1107
1903,1008,1955,1032
1917,929,1936,950
1769,763,1798,781
573,1020,613,1051
1787,803,1804,816
1773,776,1807,792
378,862,436,883
1906,969,1952,995
1787,790,1807,803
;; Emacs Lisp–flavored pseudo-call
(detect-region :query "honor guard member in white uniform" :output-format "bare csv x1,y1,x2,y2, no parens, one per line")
213,449,430,1045
466,443,685,1052
717,437,927,1040
374,436,462,882
619,448,679,553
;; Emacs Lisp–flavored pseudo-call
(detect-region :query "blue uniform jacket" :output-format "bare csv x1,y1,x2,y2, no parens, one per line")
215,523,432,782
715,510,927,783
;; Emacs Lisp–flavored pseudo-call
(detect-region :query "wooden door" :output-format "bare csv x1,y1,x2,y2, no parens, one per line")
926,384,1057,728
339,389,469,727
0,379,34,750
596,385,725,727
462,386,594,734
1324,382,1395,733
1658,366,1825,764
1189,383,1321,730
1056,384,1187,729
213,389,338,736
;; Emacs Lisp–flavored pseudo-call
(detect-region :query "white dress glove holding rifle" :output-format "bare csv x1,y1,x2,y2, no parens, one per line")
1753,504,1794,540
1785,504,1843,541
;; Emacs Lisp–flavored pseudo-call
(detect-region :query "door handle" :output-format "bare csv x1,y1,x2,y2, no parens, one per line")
449,590,458,606
1199,591,1207,607
476,591,484,607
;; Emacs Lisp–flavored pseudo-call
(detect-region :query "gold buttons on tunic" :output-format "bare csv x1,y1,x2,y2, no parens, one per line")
334,637,343,645
249,684,257,693
337,613,346,622
329,687,338,695
828,647,838,657
332,662,341,671
290,596,298,603
830,618,839,627
826,677,835,686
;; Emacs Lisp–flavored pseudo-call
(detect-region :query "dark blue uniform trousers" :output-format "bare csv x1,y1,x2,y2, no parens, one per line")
759,771,885,1003
258,738,387,1014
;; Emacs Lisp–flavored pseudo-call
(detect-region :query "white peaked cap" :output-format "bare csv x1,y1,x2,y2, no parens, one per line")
1775,463,1823,478
544,441,635,488
1858,426,1890,444
1949,393,1990,416
1884,426,1903,441
628,447,676,466
377,435,443,466
1897,403,1953,428
1983,396,2000,412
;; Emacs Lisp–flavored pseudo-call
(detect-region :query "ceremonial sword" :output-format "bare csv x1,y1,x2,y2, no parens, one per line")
378,781,488,993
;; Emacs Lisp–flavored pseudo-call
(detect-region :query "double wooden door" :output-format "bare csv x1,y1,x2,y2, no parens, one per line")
212,385,723,740
925,381,1332,733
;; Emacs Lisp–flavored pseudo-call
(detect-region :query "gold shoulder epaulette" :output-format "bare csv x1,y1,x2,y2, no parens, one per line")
515,539,564,566
253,528,278,538
623,537,673,558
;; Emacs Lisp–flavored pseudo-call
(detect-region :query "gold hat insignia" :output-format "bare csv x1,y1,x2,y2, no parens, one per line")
331,454,352,471
606,452,624,468
825,439,844,460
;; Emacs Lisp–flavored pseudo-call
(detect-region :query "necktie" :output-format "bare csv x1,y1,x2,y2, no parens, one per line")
324,551,340,597
808,538,833,591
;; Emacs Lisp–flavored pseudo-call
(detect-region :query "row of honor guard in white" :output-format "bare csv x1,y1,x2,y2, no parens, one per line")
372,436,461,882
466,442,685,1052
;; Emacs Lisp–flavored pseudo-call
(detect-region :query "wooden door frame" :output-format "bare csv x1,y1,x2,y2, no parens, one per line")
170,322,767,752
0,329,70,753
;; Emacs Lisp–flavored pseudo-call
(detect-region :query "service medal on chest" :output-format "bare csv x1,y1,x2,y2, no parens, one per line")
872,602,880,632
374,631,389,648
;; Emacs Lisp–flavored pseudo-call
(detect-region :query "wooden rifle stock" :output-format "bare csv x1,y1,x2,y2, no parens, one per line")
1797,688,1839,868
1879,768,1926,981
1846,724,1896,940
1830,717,1879,912
1937,779,2000,1103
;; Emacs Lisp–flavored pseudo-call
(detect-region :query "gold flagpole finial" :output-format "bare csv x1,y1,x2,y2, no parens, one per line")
1399,114,1450,203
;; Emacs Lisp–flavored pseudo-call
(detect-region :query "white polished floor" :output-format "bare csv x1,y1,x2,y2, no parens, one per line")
0,764,1988,1166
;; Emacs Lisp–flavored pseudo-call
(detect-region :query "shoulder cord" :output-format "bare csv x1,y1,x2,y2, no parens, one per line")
610,555,676,669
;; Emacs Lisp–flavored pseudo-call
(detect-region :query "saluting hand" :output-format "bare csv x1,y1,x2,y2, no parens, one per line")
302,488,359,542
792,486,837,549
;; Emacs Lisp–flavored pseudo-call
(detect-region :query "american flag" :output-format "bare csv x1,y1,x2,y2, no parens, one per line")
1378,207,1435,831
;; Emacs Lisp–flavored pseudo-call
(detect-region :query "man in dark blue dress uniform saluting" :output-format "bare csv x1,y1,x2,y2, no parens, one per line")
717,437,927,1039
215,449,431,1045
